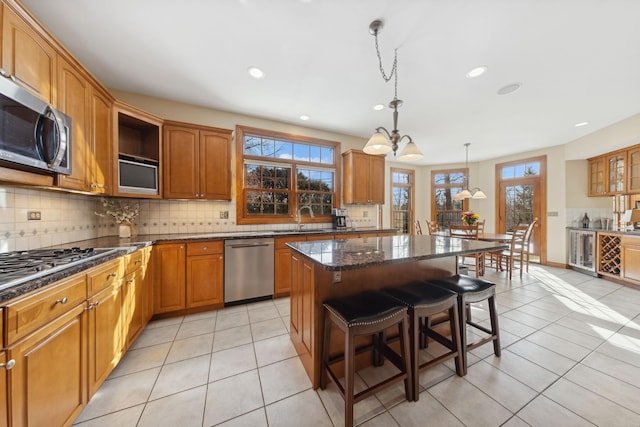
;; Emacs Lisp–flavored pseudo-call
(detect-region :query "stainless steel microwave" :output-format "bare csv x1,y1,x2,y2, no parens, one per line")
118,158,158,195
0,76,71,174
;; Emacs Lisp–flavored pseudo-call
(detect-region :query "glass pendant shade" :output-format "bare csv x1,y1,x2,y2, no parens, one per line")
471,189,487,199
397,141,424,161
364,131,392,155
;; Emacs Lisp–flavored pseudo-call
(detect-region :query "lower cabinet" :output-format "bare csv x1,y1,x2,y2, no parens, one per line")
621,235,640,284
8,304,87,427
154,241,224,313
154,243,186,313
87,281,123,397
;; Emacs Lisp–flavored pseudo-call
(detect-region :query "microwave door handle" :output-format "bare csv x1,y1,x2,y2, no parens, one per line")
46,106,68,168
34,111,48,162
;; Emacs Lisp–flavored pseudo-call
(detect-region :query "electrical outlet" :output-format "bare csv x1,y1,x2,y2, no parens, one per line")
363,211,368,218
219,210,229,219
332,271,342,283
28,211,41,220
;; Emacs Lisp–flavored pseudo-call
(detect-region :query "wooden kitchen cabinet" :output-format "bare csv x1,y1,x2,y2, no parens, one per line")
621,235,640,285
588,156,606,196
8,303,87,427
56,55,90,192
153,243,186,313
163,122,232,200
342,149,385,204
87,84,114,194
274,235,306,298
627,145,640,193
87,281,123,397
186,241,224,308
0,349,9,427
607,151,626,194
1,5,56,103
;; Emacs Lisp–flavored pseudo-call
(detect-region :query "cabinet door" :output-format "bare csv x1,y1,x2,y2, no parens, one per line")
153,243,186,313
1,7,56,102
627,146,640,193
123,270,145,347
274,248,293,297
88,86,113,194
163,125,199,199
186,254,224,308
87,282,122,397
369,155,385,204
351,152,371,203
9,304,87,427
0,351,9,427
57,56,90,191
588,157,606,196
199,129,232,200
607,153,625,194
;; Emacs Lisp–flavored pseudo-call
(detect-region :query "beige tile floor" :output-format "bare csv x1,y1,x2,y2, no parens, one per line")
73,265,640,426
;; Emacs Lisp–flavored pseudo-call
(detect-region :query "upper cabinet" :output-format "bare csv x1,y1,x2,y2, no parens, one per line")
627,145,640,194
342,149,385,204
88,85,114,194
1,5,56,103
588,144,640,197
163,121,232,200
112,101,162,198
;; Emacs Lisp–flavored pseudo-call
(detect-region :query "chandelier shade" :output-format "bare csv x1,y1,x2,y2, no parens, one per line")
365,20,423,162
453,143,486,200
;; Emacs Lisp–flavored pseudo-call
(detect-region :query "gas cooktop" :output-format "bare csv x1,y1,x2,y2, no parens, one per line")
0,247,120,291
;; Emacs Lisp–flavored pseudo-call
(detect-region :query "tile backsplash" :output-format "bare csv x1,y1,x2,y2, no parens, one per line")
566,207,614,228
0,186,378,252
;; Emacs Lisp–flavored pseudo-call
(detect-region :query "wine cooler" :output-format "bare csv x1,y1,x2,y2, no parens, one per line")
568,229,597,276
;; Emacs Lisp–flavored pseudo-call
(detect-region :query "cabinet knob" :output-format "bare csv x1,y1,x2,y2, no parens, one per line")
203,247,208,251
127,278,134,284
108,272,117,278
55,297,68,305
0,359,15,370
135,260,142,264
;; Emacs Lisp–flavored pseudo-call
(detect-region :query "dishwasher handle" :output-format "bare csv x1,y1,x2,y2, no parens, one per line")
228,243,272,249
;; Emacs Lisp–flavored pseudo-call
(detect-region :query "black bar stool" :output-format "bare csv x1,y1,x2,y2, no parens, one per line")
382,282,463,400
426,274,500,375
321,290,412,427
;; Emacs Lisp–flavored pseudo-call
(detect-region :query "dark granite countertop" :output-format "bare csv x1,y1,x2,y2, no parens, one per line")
566,227,640,235
286,234,509,271
0,228,397,303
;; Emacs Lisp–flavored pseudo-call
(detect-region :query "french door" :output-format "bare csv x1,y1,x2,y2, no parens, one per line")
391,168,415,234
496,156,546,263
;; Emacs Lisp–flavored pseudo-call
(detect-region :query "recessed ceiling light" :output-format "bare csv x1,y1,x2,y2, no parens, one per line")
466,66,487,78
300,114,310,121
574,121,589,127
373,104,385,111
247,66,265,79
497,82,522,95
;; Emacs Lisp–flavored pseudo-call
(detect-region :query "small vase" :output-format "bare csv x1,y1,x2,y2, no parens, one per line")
118,222,132,238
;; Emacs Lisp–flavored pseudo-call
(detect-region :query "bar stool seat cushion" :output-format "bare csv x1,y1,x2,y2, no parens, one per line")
427,274,494,294
382,282,457,309
324,290,406,328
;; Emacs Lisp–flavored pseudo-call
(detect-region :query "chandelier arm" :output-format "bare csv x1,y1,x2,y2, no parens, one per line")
374,126,392,139
397,134,413,144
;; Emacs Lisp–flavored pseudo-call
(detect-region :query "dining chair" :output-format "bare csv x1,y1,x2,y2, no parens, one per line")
477,219,485,237
426,220,438,235
449,224,485,277
522,220,537,272
414,219,423,235
497,223,529,279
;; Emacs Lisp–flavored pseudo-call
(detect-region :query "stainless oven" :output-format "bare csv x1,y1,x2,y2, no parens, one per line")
0,76,71,174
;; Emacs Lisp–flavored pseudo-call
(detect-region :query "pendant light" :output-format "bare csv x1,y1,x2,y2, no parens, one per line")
454,143,486,200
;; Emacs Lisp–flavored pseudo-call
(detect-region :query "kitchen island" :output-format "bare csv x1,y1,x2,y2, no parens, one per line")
286,233,509,388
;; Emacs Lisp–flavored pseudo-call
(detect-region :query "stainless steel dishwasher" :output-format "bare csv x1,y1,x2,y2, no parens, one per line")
224,237,274,303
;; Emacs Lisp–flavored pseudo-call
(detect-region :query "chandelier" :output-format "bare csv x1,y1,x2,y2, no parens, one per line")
363,20,423,162
454,143,486,200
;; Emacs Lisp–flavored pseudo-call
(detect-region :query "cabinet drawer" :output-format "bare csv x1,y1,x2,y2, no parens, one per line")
187,240,223,256
5,273,87,345
87,258,124,296
125,250,144,275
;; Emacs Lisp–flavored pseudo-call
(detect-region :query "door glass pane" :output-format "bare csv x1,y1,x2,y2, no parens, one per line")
504,184,534,232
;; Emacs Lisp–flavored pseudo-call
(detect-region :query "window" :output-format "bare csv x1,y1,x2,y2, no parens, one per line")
390,168,415,234
431,168,468,227
236,126,340,225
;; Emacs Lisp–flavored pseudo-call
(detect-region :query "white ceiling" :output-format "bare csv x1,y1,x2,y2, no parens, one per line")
21,0,640,165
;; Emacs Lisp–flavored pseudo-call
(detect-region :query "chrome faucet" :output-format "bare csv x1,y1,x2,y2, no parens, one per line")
296,205,315,230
